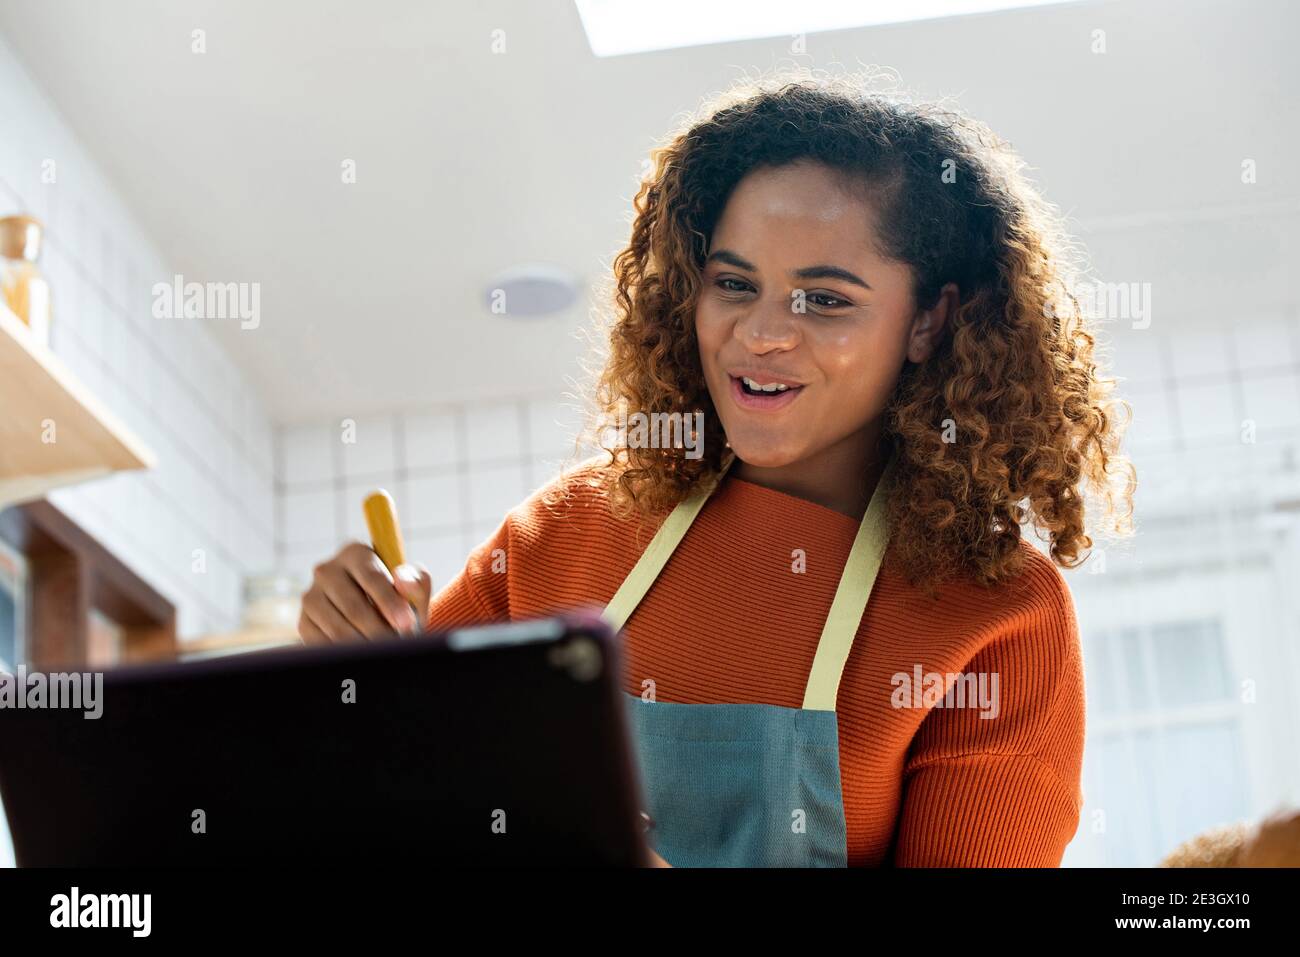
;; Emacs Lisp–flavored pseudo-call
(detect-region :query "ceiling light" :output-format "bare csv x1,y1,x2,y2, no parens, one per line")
575,0,1083,57
483,264,581,318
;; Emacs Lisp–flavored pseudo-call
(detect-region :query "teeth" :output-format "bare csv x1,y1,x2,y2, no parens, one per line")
742,376,790,393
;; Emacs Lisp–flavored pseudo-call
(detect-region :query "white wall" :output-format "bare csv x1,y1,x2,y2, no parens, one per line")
0,33,276,639
276,394,589,593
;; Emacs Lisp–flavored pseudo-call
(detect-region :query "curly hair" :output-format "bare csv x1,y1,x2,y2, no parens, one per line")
563,67,1136,596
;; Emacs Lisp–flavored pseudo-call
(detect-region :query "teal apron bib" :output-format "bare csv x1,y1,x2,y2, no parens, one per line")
601,451,897,867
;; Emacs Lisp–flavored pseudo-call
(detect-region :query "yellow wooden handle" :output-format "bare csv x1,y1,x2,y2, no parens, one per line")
363,489,407,573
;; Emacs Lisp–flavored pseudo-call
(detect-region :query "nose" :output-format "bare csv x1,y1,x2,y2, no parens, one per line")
734,295,800,353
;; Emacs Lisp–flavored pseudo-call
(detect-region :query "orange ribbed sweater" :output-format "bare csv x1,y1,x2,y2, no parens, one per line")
426,457,1086,866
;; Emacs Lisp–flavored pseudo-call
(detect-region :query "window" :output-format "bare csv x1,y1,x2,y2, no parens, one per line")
1079,617,1248,866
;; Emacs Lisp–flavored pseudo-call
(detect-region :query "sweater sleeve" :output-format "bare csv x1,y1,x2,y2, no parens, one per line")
891,554,1087,867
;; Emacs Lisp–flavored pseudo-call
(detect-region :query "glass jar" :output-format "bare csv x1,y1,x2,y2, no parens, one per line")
0,215,51,346
242,572,305,631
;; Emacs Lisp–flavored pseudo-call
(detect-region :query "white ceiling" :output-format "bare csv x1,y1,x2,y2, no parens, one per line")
0,0,1294,422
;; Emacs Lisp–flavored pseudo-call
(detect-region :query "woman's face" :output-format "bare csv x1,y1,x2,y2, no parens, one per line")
695,160,951,471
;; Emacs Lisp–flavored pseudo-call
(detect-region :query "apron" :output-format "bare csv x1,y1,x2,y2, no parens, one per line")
601,450,898,867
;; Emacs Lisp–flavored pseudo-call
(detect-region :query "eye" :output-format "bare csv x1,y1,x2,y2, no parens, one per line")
715,277,754,295
804,292,853,310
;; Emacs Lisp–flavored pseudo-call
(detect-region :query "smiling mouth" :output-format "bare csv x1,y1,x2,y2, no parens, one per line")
729,375,804,411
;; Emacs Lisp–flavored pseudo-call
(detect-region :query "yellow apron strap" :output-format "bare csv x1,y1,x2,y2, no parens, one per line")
601,455,736,633
600,450,896,712
801,453,897,711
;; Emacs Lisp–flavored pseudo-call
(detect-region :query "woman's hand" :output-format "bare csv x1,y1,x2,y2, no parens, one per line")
298,541,432,643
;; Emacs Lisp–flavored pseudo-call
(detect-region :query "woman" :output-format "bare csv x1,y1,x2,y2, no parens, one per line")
299,71,1135,867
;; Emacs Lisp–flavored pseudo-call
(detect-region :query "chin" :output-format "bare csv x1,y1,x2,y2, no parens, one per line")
723,436,804,469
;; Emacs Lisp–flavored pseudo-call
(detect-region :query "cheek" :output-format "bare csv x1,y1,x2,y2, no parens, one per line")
693,301,728,357
808,322,894,383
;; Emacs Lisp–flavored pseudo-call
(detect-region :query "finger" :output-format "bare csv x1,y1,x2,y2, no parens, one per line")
303,593,362,643
346,550,419,634
317,564,394,637
393,563,432,632
309,562,379,639
298,612,329,646
305,591,366,642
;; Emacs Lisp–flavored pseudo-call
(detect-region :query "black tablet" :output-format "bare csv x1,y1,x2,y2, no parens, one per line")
0,610,650,866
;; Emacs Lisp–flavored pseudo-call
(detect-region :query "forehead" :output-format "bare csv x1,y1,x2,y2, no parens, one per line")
710,161,885,257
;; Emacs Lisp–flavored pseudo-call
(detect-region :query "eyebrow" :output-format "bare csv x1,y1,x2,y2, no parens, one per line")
705,248,872,290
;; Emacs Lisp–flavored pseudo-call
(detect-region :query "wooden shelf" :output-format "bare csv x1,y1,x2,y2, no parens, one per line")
180,625,301,660
0,302,155,509
0,499,177,668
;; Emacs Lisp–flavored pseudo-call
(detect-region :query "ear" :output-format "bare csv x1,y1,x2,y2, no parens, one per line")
907,282,959,364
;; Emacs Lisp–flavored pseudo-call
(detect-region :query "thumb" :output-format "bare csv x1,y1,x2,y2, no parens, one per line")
392,562,433,630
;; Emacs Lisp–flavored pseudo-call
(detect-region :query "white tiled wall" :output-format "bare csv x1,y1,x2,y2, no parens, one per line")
276,395,590,594
1109,315,1300,462
0,35,275,639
